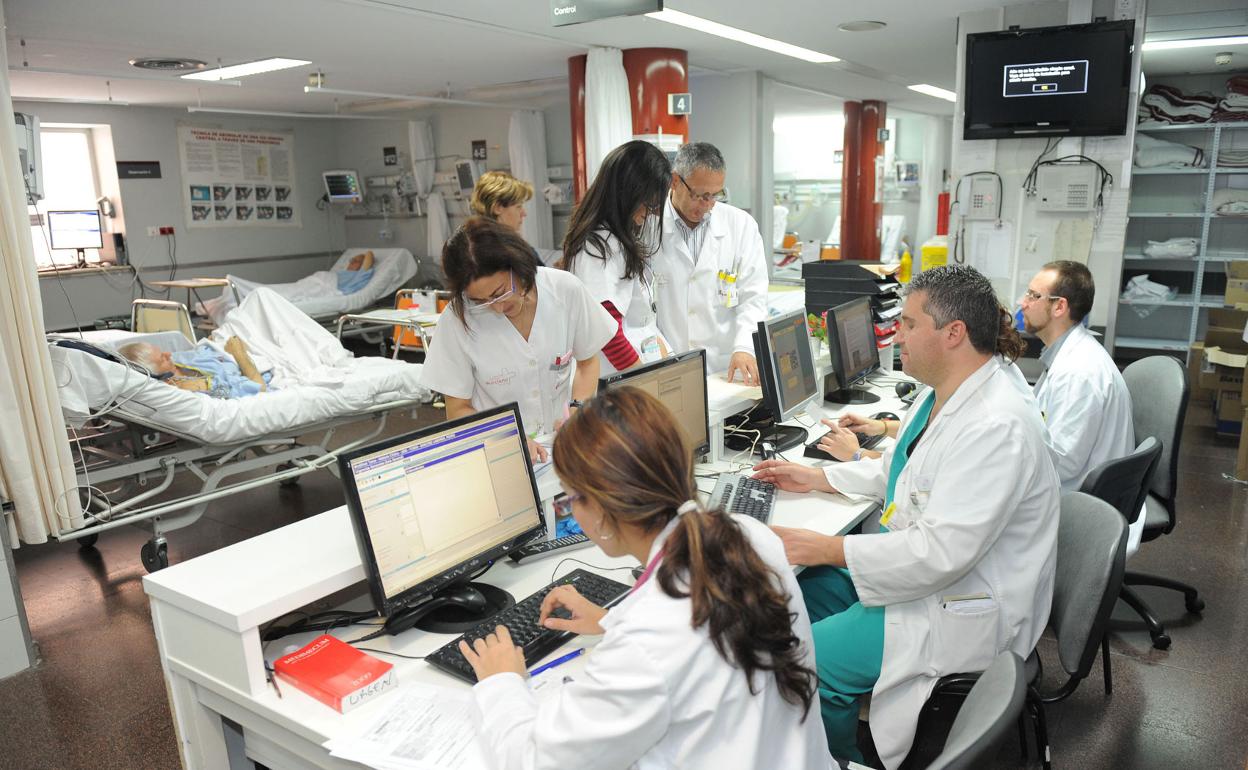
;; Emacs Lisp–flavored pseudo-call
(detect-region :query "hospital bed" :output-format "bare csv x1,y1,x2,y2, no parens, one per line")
199,247,420,328
49,290,433,571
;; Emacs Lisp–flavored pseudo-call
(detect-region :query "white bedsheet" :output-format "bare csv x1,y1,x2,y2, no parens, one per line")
201,247,418,324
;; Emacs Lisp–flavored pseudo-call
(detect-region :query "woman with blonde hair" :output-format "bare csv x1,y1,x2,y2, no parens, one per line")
458,387,831,770
470,170,534,232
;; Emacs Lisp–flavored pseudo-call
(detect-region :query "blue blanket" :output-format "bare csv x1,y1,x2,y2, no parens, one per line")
336,268,375,295
172,344,272,399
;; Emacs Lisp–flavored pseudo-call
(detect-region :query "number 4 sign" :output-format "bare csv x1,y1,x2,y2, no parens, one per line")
667,93,692,116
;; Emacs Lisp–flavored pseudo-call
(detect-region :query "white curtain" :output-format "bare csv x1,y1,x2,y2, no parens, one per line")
426,192,451,264
407,120,435,196
508,110,553,250
0,23,82,545
584,47,633,185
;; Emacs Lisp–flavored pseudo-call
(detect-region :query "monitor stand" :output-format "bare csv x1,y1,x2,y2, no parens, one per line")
383,581,515,637
723,409,808,455
824,387,880,406
74,248,88,268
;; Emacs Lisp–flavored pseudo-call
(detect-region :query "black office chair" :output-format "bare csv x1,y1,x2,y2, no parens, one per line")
925,652,1026,770
911,492,1128,770
1120,355,1202,650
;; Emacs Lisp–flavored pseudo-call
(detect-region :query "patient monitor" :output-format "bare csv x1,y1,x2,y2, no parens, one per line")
322,169,365,204
455,159,481,198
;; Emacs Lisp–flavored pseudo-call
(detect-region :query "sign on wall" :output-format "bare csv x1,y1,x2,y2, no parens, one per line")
551,0,661,27
177,126,301,229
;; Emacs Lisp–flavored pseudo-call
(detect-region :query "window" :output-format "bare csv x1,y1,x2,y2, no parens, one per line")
29,128,103,269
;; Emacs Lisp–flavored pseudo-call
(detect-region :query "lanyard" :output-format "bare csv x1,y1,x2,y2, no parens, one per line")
630,547,665,595
884,391,935,509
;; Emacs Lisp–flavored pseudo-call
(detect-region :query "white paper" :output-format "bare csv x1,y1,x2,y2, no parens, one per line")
325,684,489,770
1053,218,1095,263
967,221,1014,279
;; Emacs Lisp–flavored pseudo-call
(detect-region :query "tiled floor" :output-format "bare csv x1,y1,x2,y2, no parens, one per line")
2,401,1247,769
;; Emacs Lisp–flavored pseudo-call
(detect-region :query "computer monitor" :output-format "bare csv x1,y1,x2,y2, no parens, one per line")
322,169,364,203
826,297,881,405
46,209,103,266
455,159,481,197
598,348,710,458
339,404,545,635
746,309,819,453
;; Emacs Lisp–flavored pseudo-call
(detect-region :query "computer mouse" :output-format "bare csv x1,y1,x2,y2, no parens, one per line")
443,584,489,613
872,411,900,422
895,381,916,398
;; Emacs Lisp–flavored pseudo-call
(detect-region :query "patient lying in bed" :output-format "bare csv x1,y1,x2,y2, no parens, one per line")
119,337,272,399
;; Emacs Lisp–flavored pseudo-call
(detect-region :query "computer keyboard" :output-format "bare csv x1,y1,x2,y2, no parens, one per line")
508,533,593,564
425,569,631,684
803,430,884,462
708,474,776,524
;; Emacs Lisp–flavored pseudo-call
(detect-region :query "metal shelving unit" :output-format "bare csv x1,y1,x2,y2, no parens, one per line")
1115,122,1248,359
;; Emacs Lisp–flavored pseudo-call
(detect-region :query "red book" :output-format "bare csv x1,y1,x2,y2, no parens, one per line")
274,635,397,713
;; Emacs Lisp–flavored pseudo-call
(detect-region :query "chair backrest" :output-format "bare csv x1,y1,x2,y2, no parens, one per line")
1049,492,1129,679
1122,356,1188,517
926,652,1026,770
1078,436,1161,526
131,299,195,345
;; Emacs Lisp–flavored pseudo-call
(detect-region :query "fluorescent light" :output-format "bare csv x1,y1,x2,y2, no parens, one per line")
181,58,310,81
1142,35,1248,51
908,83,958,102
646,9,839,64
304,85,526,109
186,107,396,120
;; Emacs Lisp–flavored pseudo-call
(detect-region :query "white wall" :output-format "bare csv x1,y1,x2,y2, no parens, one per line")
0,515,35,679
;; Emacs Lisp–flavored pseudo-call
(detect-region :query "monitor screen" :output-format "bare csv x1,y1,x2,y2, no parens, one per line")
829,297,879,386
339,405,544,615
455,160,479,196
323,170,364,203
46,210,103,250
598,349,710,457
964,20,1134,139
757,310,819,422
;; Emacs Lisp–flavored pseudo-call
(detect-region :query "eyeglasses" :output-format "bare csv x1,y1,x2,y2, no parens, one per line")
465,271,516,312
1021,289,1065,303
677,175,727,204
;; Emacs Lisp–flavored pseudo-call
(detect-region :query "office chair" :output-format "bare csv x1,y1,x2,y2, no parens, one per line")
912,492,1128,770
925,652,1026,770
131,298,195,345
1120,355,1201,650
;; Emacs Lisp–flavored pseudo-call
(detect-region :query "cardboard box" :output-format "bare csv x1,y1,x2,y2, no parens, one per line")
1216,388,1243,437
1227,262,1248,308
1237,408,1248,479
1200,308,1248,396
1189,341,1213,404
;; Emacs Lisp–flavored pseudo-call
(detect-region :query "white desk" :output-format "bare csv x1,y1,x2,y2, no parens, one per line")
143,374,913,769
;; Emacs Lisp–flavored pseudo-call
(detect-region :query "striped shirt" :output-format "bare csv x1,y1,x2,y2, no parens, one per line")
668,196,711,261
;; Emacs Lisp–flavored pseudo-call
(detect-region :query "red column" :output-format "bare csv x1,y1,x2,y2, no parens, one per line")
568,54,587,203
621,48,689,140
840,100,887,261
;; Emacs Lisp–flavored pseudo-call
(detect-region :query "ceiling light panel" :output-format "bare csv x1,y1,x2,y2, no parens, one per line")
181,57,310,81
908,83,958,102
646,9,839,64
1142,35,1248,51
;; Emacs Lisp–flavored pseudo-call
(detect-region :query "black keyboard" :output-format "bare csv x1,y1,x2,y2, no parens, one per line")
425,569,631,683
708,474,776,523
803,430,884,462
508,533,593,564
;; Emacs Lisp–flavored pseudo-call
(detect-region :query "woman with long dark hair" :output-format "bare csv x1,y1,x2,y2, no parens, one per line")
420,217,616,459
559,140,672,374
458,388,831,770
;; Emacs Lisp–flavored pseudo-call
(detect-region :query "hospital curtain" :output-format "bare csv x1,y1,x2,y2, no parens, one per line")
0,24,82,545
508,110,553,250
408,120,435,196
426,192,451,264
584,47,633,184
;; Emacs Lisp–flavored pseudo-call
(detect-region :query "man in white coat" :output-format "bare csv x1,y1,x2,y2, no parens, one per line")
1022,260,1139,549
653,142,769,385
752,265,1060,768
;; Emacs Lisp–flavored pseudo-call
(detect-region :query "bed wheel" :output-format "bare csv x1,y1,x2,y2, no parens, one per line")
78,534,99,549
141,540,169,572
277,462,301,487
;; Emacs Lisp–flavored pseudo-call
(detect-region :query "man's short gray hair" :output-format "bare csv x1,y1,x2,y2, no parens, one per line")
673,142,726,178
118,342,162,372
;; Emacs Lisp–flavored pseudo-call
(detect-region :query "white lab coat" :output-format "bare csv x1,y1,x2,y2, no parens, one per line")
420,267,616,435
1034,325,1141,554
825,357,1060,770
652,200,769,374
471,515,832,770
567,229,667,375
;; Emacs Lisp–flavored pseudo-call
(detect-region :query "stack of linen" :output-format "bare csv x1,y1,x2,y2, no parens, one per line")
1214,75,1248,123
1138,84,1218,125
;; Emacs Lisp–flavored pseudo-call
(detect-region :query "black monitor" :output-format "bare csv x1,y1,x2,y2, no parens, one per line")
598,348,710,458
964,20,1135,140
741,309,819,454
826,297,881,406
47,209,103,266
339,404,545,635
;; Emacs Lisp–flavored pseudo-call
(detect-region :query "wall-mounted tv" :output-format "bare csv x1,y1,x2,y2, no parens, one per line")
964,20,1135,140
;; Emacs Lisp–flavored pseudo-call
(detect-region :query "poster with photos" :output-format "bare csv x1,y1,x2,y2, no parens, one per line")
178,125,300,229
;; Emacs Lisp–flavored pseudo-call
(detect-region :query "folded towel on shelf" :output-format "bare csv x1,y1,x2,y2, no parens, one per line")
1141,84,1218,123
1217,150,1248,168
1227,75,1248,99
1135,133,1206,167
1213,188,1248,216
1143,237,1200,258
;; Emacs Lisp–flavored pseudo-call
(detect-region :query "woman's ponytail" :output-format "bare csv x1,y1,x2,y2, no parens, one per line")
996,305,1026,362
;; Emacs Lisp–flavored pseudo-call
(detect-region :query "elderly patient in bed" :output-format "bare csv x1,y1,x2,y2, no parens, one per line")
118,337,273,399
335,249,375,293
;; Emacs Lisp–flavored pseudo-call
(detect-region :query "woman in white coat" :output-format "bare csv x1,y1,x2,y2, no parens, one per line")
458,388,833,770
752,266,1060,769
560,140,672,375
421,218,616,460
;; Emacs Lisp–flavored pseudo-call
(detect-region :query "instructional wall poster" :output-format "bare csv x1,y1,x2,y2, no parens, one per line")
177,126,300,229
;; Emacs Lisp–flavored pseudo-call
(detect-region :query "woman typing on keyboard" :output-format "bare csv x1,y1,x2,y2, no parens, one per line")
457,388,832,769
